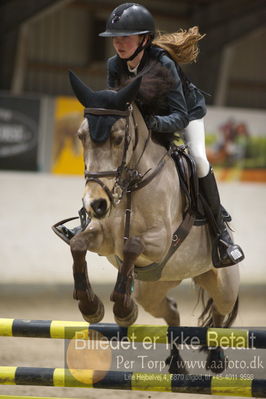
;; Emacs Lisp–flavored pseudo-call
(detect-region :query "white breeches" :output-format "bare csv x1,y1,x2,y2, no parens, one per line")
181,118,210,178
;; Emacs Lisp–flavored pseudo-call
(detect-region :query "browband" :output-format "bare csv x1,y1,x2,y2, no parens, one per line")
84,108,130,117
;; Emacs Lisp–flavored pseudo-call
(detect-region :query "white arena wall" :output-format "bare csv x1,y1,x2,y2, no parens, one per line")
0,171,265,286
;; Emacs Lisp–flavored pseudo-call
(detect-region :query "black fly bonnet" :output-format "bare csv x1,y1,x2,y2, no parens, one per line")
69,71,141,143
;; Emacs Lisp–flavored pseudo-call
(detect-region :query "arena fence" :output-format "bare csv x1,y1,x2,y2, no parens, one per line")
0,318,266,397
1,318,266,348
0,366,266,397
0,396,82,399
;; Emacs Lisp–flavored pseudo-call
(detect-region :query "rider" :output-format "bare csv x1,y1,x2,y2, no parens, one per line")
98,2,244,268
57,3,244,268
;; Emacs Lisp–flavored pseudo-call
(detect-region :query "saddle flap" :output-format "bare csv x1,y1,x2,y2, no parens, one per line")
172,145,200,217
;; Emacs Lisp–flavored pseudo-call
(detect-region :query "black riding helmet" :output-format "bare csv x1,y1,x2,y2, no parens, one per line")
99,3,155,61
99,3,155,37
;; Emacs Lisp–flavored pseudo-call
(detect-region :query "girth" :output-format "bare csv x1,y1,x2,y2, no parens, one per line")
120,145,197,281
53,104,198,280
83,108,198,278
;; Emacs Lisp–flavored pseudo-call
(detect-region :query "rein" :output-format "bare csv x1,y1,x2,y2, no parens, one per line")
83,105,195,273
84,106,131,204
84,105,166,209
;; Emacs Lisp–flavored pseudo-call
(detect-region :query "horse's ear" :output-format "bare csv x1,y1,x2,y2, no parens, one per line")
116,76,142,107
69,70,94,107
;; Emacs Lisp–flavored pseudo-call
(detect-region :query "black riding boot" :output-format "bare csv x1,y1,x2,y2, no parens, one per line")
199,167,245,268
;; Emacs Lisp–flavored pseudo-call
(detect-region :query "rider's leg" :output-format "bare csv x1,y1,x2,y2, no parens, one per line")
181,118,209,178
181,118,244,266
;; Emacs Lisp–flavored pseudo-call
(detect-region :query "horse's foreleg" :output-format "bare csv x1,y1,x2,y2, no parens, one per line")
70,234,104,323
111,236,144,326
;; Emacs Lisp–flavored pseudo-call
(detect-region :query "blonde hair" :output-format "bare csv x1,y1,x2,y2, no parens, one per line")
152,26,205,64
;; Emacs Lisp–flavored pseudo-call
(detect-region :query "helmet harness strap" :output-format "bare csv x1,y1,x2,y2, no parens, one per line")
124,35,153,62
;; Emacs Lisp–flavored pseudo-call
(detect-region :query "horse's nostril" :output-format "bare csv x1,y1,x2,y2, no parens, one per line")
91,198,108,217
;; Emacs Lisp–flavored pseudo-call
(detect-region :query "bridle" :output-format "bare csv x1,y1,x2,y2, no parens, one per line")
84,105,152,206
53,104,196,267
83,104,169,240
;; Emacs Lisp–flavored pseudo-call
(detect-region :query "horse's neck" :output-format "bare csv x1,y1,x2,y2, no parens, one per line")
129,105,183,228
130,105,166,172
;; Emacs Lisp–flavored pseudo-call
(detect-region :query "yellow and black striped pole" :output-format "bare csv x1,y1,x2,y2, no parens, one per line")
0,318,265,349
0,396,83,399
0,366,265,397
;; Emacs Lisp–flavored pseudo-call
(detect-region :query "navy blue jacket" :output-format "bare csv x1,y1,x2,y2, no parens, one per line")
107,45,206,134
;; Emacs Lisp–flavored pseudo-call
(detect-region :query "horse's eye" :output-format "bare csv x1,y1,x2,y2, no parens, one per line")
78,132,86,142
112,134,123,146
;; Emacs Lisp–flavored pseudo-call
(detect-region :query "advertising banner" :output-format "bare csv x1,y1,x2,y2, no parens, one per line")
52,96,83,175
51,97,266,182
205,107,266,182
0,94,40,171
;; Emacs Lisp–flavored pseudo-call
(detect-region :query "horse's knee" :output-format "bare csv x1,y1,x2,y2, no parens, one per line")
124,236,144,260
70,235,88,254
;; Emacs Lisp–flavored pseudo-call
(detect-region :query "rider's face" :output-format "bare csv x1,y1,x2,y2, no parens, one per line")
112,35,143,59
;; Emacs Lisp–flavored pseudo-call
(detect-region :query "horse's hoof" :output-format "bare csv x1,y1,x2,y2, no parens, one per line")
114,302,138,327
79,298,105,324
167,357,188,375
166,347,188,375
205,347,227,374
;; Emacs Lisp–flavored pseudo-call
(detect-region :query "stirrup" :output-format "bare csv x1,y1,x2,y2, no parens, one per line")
52,207,91,245
52,216,80,245
212,237,245,268
226,244,245,264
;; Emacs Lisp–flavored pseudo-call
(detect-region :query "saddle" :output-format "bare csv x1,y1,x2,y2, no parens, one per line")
172,145,231,222
171,145,236,269
52,144,235,272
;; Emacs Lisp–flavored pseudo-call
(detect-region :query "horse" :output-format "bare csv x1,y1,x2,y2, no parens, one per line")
56,71,240,373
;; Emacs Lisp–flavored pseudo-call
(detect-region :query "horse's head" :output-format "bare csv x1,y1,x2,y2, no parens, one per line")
69,71,142,219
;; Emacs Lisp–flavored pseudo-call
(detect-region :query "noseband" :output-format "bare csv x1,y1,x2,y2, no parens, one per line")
84,105,143,206
74,105,197,269
83,105,169,241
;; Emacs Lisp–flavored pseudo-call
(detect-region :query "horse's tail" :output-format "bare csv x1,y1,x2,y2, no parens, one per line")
197,287,239,328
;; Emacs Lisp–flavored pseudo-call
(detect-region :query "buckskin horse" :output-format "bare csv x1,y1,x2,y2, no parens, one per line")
54,71,240,373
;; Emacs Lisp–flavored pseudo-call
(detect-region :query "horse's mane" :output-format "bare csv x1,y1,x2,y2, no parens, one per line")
120,61,175,116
